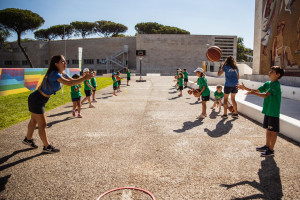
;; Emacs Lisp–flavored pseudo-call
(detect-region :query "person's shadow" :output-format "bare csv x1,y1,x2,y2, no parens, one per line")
220,157,283,199
168,96,181,100
204,118,236,138
209,109,221,119
173,119,204,133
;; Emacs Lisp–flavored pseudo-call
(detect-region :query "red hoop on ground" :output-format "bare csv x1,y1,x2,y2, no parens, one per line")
97,187,156,200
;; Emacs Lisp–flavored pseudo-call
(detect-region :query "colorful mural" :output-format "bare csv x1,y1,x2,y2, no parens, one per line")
260,0,300,76
0,68,81,96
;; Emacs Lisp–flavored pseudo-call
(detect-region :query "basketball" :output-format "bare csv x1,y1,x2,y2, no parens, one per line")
174,76,178,79
206,46,222,62
228,105,234,113
116,76,121,81
188,90,193,95
193,89,201,97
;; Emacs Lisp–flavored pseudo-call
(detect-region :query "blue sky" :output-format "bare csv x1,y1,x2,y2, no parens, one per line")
0,0,255,48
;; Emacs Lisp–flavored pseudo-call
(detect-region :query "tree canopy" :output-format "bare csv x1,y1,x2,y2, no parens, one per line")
0,26,10,46
237,37,253,62
135,22,190,34
0,8,44,67
34,28,54,40
48,24,73,40
71,21,95,39
95,20,128,37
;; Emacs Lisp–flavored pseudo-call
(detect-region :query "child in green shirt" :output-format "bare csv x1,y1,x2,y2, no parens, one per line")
81,68,95,108
194,67,210,119
126,68,131,86
183,68,189,88
117,71,122,92
112,73,119,96
70,74,82,118
211,85,224,112
237,66,284,157
177,72,184,97
90,72,97,103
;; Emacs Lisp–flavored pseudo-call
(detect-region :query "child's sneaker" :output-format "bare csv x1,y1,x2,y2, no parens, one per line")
72,110,76,116
114,94,117,96
256,145,268,152
261,149,274,157
22,137,38,148
89,104,95,108
78,113,83,118
178,94,182,97
232,113,239,119
221,114,228,119
43,145,60,154
197,114,206,119
92,99,97,103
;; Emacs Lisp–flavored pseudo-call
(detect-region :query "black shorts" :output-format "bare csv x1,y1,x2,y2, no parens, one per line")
28,90,49,114
118,80,121,85
224,86,238,94
179,86,183,90
127,77,131,80
84,90,92,97
263,115,280,132
72,97,81,102
184,78,188,82
113,86,117,90
202,95,210,101
92,86,96,91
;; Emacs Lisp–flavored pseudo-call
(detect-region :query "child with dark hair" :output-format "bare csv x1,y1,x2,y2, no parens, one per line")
112,73,119,96
237,66,284,157
177,72,184,97
81,68,95,108
91,71,97,102
71,74,82,118
23,55,95,153
218,56,239,119
117,71,122,92
183,68,189,88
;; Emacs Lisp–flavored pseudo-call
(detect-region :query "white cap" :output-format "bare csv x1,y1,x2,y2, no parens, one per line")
177,68,182,71
83,68,89,72
194,67,204,73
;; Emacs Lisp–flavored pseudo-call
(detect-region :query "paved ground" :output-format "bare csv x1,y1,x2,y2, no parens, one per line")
0,76,299,200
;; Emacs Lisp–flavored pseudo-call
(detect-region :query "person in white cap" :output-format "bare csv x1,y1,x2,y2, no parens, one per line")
194,67,210,119
81,68,96,108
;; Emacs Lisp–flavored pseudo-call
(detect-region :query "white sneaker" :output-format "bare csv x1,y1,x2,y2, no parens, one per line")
89,104,95,108
196,114,206,119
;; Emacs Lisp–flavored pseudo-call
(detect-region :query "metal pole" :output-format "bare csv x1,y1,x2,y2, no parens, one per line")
140,59,142,80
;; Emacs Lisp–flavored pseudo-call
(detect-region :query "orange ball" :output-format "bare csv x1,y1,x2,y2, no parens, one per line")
206,46,222,62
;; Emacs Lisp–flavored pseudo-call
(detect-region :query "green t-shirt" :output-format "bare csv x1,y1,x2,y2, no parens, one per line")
214,91,224,100
127,70,131,77
258,81,281,117
197,77,210,97
90,77,97,87
84,80,92,91
178,77,184,87
71,84,82,98
183,72,188,79
112,77,119,86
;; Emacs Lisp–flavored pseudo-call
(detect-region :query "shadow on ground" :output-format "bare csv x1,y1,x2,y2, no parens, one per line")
204,118,236,138
220,157,283,199
173,119,204,133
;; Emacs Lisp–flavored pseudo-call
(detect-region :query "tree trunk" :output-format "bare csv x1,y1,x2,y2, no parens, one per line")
17,33,34,68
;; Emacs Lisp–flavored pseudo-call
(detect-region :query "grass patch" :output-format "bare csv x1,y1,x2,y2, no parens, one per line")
0,77,112,130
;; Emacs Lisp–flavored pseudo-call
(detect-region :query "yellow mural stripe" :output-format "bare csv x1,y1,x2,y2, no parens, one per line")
0,87,30,96
24,75,44,80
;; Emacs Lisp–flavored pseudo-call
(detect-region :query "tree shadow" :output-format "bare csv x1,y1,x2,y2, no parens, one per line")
204,118,236,138
173,119,204,133
0,152,45,171
220,157,283,199
0,174,11,192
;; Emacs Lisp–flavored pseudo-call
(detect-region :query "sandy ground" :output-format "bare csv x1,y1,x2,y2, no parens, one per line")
0,76,299,200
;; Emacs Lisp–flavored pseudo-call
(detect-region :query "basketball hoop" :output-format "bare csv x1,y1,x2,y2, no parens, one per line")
138,55,143,60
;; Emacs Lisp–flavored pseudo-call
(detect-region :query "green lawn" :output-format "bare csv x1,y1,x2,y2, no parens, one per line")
0,77,112,130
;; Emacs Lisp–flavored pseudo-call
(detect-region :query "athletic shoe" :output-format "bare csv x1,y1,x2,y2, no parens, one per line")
72,110,76,116
178,94,182,97
92,99,98,103
22,137,38,148
78,113,83,118
197,114,206,119
256,145,268,152
232,113,239,119
114,94,117,96
221,114,228,119
43,145,60,154
89,104,95,108
261,149,274,157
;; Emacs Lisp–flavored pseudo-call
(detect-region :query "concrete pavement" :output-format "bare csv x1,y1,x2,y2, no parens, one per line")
0,76,299,199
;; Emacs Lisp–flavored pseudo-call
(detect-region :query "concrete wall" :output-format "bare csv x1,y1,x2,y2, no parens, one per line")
136,34,237,75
